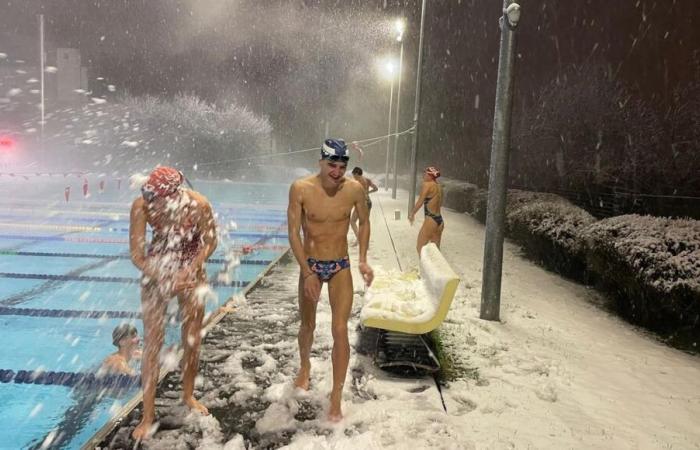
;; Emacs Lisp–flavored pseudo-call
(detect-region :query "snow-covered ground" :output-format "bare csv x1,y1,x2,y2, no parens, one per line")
365,190,700,449
104,188,700,449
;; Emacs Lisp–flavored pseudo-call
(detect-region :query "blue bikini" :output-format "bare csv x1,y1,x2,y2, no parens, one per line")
307,256,351,282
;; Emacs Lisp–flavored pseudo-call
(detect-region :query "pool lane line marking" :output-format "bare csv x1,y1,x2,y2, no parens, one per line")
0,250,274,265
0,234,290,250
0,368,140,389
0,272,251,288
0,229,288,239
0,306,141,319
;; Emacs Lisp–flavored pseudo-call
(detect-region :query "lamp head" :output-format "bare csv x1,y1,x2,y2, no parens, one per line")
505,2,521,28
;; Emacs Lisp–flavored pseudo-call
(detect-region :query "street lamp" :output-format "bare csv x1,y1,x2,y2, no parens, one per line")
480,0,522,321
391,18,406,199
379,57,397,190
408,0,428,216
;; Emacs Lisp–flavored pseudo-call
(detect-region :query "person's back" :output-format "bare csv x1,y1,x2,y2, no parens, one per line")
423,180,442,215
143,189,207,260
409,166,445,254
129,167,217,440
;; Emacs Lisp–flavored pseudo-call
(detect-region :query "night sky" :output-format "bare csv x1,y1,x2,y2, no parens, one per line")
2,0,698,198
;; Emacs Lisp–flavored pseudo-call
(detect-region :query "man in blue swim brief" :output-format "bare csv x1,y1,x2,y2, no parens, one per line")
287,138,374,422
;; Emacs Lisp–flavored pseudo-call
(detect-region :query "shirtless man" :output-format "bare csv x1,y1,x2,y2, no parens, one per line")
101,324,141,376
349,167,378,242
287,138,374,421
129,167,217,440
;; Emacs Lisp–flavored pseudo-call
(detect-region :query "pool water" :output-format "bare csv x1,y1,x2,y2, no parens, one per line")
0,177,289,449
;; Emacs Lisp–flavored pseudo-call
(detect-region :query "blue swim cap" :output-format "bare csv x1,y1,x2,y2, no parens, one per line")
321,138,349,162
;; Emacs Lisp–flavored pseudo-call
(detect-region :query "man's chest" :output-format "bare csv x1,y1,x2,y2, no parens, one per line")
302,192,353,223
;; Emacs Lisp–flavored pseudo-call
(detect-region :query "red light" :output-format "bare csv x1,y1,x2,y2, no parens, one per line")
0,136,14,150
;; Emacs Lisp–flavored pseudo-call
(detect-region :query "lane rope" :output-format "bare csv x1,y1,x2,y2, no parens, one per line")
0,272,250,288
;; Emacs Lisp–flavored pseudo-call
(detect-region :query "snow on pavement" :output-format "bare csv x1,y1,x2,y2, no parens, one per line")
102,187,699,449
374,189,700,449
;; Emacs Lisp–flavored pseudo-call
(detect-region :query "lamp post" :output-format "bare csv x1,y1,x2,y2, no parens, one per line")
391,19,405,199
407,0,427,215
382,59,396,190
480,0,522,321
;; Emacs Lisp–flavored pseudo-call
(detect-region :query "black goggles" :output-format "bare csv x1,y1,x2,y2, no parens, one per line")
322,154,349,163
141,186,156,202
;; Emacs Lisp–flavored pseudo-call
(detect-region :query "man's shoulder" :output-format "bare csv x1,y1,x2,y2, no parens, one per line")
131,196,146,212
345,177,364,192
291,175,317,189
186,190,212,209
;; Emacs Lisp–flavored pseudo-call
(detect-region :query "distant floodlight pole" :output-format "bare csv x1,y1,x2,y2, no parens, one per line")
39,14,45,156
408,0,427,215
391,19,405,199
480,0,522,321
384,61,395,190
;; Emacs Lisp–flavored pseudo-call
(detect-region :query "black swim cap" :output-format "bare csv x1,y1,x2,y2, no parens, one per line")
112,323,138,346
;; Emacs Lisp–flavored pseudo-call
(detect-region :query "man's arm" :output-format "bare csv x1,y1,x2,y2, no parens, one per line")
287,181,313,278
367,178,378,193
129,198,151,275
353,183,373,286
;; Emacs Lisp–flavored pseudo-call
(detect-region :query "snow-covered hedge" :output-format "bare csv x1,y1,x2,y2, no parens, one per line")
440,179,479,213
507,199,596,278
436,182,699,337
583,215,700,329
472,189,570,223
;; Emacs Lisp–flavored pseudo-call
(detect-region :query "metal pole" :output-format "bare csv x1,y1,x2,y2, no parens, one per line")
391,39,404,199
384,76,394,190
39,14,45,158
407,0,427,215
480,1,521,321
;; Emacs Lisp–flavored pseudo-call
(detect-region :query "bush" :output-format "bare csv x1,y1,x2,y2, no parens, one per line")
472,189,569,223
58,93,272,173
507,200,596,279
583,215,700,332
440,179,479,213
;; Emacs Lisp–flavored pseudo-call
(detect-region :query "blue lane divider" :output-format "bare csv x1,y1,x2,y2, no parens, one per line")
0,250,273,266
0,234,105,242
0,306,140,319
0,232,287,241
0,272,250,288
0,368,140,389
0,213,288,226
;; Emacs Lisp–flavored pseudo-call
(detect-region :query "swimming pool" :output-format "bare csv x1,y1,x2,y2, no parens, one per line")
0,176,289,449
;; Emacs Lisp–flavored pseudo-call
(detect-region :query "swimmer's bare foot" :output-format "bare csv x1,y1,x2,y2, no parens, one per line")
132,418,157,440
183,396,209,415
328,390,343,422
294,367,310,390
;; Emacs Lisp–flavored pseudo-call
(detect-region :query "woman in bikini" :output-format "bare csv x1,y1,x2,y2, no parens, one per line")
408,166,444,256
129,166,217,440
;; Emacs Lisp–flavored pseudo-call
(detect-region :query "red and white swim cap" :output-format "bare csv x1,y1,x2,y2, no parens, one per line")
425,166,441,179
143,166,183,198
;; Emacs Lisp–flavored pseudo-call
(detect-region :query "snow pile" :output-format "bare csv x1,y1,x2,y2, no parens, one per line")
360,269,435,323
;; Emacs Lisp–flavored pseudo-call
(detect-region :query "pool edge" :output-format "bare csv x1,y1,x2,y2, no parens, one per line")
78,247,291,450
